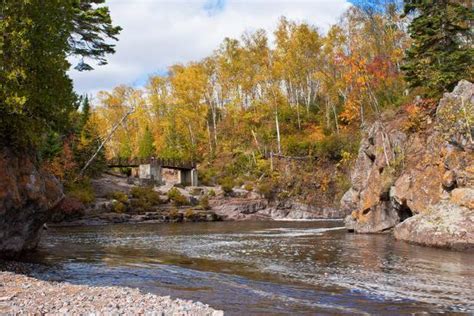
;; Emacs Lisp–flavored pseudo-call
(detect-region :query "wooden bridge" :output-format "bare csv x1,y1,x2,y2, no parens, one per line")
107,157,198,186
107,157,196,169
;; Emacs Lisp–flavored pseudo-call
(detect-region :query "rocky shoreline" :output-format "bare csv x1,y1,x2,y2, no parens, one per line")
342,80,474,250
0,262,222,315
48,172,346,227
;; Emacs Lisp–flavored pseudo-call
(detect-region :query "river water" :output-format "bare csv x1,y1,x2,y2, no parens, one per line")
26,221,473,315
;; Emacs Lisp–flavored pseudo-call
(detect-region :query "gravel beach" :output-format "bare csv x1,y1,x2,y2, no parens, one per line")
0,267,223,315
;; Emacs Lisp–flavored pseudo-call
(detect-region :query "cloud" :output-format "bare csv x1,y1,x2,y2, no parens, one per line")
70,0,351,96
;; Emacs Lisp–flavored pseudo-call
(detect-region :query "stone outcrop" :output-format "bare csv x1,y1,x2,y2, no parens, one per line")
342,80,473,249
394,202,473,250
0,148,63,258
211,197,345,220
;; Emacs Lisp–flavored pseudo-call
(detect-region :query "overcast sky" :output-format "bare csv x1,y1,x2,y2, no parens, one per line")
70,0,352,96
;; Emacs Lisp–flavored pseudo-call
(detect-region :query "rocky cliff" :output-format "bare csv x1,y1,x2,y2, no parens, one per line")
342,80,474,250
0,148,63,258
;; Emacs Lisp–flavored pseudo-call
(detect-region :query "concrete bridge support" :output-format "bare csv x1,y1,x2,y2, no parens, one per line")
138,163,162,185
179,168,198,186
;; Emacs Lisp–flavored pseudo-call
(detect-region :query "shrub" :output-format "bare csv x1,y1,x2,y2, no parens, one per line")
199,167,217,186
199,195,210,210
112,201,126,213
184,209,195,221
130,186,162,205
403,98,437,133
50,196,85,222
111,191,128,203
257,180,276,200
169,208,181,220
66,180,95,204
220,177,234,196
243,183,254,191
168,187,189,206
208,189,216,197
315,134,359,161
130,186,162,212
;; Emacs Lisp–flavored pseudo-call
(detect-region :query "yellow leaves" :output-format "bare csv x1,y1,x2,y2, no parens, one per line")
340,98,360,124
307,126,325,142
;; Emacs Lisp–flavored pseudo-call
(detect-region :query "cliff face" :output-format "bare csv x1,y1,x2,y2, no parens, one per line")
0,148,63,258
342,81,474,249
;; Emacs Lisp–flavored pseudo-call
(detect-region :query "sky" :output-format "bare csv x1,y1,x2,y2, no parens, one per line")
70,0,353,96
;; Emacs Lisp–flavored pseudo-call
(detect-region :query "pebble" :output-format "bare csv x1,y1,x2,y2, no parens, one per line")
0,265,223,315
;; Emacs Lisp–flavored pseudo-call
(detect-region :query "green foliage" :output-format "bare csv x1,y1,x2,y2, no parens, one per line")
74,119,107,178
0,0,121,150
131,186,161,203
402,0,474,97
112,201,126,213
208,189,216,197
243,183,254,191
138,125,156,158
315,134,359,161
168,187,189,206
78,95,91,131
130,186,162,212
257,180,277,200
198,167,217,186
40,131,63,161
65,179,95,204
70,1,122,71
111,191,128,204
219,177,235,195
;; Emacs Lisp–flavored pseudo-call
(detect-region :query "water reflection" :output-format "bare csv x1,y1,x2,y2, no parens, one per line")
23,221,474,315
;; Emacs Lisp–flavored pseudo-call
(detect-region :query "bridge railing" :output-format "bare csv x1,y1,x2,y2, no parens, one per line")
107,157,196,169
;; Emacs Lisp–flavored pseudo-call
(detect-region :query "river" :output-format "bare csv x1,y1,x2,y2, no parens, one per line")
24,221,473,315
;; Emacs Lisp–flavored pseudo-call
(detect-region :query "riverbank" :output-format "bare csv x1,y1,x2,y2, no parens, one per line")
0,262,222,315
50,172,347,227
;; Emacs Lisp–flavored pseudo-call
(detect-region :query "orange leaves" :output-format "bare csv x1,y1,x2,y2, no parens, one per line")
402,98,437,132
340,97,361,124
307,126,325,142
43,137,77,181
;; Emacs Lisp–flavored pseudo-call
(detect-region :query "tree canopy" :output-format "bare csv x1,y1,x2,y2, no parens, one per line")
0,0,121,149
402,0,473,96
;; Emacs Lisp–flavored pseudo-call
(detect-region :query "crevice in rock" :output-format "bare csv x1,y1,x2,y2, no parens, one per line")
365,151,376,162
396,202,413,222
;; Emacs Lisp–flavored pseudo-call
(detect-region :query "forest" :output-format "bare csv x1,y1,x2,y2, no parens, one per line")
1,0,472,206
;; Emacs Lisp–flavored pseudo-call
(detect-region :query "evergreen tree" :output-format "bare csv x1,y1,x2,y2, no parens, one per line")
0,0,121,149
138,126,156,159
402,0,474,96
80,95,91,131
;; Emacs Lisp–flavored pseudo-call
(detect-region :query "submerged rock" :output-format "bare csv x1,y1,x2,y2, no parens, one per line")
0,148,63,258
342,80,474,246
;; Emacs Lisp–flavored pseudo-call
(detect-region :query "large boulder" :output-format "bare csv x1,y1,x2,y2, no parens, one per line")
342,80,474,240
0,148,63,258
394,202,474,250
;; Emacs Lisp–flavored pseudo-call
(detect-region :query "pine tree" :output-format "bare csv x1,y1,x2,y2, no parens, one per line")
138,126,156,159
402,0,474,96
80,95,91,131
0,0,121,149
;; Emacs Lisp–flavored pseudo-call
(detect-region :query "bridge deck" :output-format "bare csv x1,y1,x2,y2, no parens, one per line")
107,157,196,170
